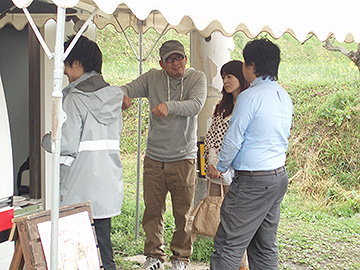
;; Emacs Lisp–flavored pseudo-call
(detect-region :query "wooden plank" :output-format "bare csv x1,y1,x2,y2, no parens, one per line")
16,221,35,269
92,224,103,268
13,201,92,224
24,203,92,241
30,239,46,267
27,219,40,241
28,25,41,199
8,222,18,242
9,241,25,270
9,202,100,269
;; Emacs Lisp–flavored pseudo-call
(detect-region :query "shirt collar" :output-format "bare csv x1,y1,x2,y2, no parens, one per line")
251,76,272,87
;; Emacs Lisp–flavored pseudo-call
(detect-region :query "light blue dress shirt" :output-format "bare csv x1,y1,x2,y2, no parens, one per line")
217,76,293,172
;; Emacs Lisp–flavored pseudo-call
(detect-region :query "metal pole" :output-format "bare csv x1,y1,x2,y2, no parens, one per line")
143,23,169,61
23,7,53,59
113,15,139,60
114,16,168,240
50,6,66,270
135,20,145,241
63,7,99,60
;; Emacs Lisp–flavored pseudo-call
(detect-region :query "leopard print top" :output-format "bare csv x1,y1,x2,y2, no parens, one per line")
203,112,232,172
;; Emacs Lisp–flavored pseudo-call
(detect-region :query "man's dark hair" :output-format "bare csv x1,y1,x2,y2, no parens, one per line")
64,35,102,73
243,38,280,80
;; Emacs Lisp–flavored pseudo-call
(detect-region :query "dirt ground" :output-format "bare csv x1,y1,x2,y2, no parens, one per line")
124,255,209,269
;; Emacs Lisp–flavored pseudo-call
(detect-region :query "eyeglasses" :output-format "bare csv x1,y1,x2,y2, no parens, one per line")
164,55,184,63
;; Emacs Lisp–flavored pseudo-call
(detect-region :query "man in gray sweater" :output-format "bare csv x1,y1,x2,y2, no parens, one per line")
121,40,207,270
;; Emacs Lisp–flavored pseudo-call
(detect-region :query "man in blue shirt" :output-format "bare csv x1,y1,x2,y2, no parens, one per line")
210,38,293,270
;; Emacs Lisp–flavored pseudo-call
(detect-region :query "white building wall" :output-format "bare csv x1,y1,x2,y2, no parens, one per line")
190,30,234,140
190,31,234,205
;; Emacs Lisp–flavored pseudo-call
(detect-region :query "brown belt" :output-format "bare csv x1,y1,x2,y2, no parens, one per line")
235,166,285,177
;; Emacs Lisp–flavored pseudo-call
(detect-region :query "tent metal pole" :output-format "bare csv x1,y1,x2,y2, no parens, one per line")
113,15,139,60
135,20,145,241
143,23,169,61
114,16,168,241
63,7,99,60
50,6,66,270
0,4,16,20
23,7,53,59
133,22,168,240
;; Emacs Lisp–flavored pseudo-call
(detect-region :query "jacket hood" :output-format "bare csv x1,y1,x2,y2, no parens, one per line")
163,67,195,80
162,68,196,102
69,72,123,125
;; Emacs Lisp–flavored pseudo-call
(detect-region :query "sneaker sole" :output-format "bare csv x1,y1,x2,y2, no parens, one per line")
139,264,164,270
139,267,164,270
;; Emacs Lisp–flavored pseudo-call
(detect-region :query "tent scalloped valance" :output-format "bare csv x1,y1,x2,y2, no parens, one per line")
5,0,359,43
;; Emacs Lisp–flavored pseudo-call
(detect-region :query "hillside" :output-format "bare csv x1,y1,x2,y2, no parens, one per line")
97,27,360,269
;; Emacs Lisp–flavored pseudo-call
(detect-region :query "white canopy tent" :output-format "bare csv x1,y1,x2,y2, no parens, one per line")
4,0,360,268
4,0,360,42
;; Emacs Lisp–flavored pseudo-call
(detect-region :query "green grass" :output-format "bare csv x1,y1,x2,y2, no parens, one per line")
97,27,360,268
279,193,360,269
114,154,360,269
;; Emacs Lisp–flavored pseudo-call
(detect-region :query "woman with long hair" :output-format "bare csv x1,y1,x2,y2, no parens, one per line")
204,60,250,270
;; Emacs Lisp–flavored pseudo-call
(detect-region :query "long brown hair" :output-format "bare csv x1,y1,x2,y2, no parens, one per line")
214,60,250,117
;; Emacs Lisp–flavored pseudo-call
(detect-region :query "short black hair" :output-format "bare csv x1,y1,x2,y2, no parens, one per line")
243,38,280,80
64,35,102,73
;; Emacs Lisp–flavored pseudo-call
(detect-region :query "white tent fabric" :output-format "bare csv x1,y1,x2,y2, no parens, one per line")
12,0,32,8
5,1,359,269
5,0,360,43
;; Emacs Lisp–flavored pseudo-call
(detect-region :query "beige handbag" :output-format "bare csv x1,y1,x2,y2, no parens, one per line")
190,179,224,237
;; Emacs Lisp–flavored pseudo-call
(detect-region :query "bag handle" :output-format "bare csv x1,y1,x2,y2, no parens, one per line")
207,178,224,198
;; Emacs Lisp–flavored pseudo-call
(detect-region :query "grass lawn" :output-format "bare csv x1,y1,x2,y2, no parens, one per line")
112,155,360,269
279,193,360,269
96,27,360,269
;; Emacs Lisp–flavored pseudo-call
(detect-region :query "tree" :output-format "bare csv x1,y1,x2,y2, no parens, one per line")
323,36,360,74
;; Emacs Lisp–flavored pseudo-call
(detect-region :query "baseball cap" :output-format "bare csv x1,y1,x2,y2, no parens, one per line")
159,40,185,61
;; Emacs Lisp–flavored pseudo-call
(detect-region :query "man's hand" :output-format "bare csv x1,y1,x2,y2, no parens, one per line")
152,103,168,117
207,164,221,179
122,95,132,110
221,167,235,185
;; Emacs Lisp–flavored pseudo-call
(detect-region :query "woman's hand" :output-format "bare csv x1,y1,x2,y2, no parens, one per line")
207,164,221,179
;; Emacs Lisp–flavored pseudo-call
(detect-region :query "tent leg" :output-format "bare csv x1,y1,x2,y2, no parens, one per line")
113,17,169,241
63,8,99,59
50,6,66,270
134,21,144,242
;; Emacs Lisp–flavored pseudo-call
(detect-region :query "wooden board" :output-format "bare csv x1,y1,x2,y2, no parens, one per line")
9,201,103,270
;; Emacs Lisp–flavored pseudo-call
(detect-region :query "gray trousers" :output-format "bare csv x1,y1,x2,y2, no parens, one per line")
210,170,288,270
